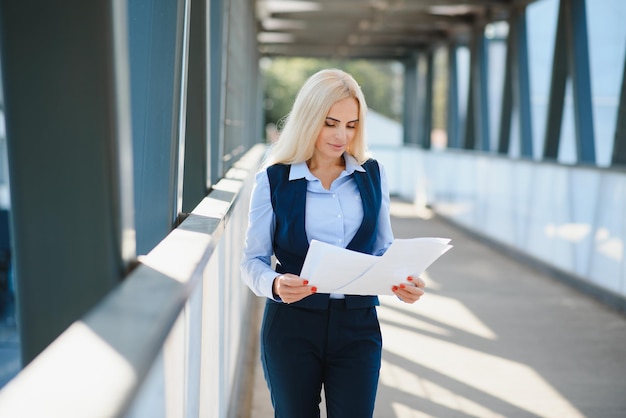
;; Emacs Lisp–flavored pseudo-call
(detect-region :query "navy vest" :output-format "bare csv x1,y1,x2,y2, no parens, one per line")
266,159,382,309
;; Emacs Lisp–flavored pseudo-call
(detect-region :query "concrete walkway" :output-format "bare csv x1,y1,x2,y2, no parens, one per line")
248,200,626,418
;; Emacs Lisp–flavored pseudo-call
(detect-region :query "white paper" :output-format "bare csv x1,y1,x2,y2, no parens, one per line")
300,237,452,296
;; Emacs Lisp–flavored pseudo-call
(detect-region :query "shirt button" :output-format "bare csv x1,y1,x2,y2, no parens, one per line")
332,194,336,198
337,214,341,218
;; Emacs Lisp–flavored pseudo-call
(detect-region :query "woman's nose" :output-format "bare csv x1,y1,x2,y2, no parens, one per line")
335,126,347,140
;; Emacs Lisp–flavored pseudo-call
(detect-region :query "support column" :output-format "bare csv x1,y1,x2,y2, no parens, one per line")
498,28,514,154
612,54,626,166
498,6,533,157
567,0,595,163
465,24,490,151
515,10,534,158
543,0,595,164
0,0,136,364
542,0,568,160
422,50,435,149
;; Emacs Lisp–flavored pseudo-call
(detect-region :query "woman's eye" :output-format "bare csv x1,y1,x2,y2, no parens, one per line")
324,121,356,128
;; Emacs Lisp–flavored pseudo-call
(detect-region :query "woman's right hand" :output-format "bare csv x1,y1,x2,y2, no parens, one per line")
273,274,316,303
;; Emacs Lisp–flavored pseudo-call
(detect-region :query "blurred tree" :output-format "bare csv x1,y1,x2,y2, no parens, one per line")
261,58,403,130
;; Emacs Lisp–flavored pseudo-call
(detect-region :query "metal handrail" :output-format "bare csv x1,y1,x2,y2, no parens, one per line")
0,144,267,418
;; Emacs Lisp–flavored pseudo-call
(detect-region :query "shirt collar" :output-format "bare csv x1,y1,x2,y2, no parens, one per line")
288,153,366,181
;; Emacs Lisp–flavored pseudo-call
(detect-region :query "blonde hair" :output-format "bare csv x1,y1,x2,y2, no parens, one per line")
264,69,370,166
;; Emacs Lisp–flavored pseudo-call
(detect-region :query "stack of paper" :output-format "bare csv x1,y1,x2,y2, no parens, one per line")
300,237,452,296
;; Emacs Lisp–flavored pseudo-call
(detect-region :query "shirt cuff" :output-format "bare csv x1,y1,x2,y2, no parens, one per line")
262,270,281,301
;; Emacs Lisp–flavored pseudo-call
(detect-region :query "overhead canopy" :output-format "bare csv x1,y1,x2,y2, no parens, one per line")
255,0,536,59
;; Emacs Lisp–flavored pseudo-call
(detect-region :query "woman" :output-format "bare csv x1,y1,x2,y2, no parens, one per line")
241,68,425,418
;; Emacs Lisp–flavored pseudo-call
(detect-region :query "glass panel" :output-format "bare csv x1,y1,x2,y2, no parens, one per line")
456,46,471,144
509,106,520,159
586,0,626,167
527,0,559,160
432,47,448,149
559,80,577,164
0,53,19,388
416,52,429,146
221,0,259,175
486,21,508,151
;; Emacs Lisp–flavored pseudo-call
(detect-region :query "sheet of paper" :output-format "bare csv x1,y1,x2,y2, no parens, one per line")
300,238,452,296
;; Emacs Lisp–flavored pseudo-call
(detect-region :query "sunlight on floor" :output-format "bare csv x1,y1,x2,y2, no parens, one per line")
378,297,585,418
390,200,434,220
382,359,507,418
391,402,436,418
379,285,496,340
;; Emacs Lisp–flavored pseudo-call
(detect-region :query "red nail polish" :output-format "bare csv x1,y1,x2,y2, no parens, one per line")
303,280,309,285
407,276,413,281
311,287,317,293
392,286,398,291
400,284,406,289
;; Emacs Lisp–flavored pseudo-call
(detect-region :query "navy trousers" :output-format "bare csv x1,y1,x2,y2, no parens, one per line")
261,298,382,418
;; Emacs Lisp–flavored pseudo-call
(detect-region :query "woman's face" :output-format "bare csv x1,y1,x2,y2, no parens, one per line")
313,97,359,162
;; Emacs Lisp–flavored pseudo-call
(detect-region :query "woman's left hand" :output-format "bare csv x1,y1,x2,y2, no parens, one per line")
392,276,425,304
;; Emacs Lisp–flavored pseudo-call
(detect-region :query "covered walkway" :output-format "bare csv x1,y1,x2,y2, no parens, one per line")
0,1,625,417
249,199,626,417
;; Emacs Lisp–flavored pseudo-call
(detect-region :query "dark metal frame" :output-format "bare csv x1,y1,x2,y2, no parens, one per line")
543,0,596,164
498,6,533,158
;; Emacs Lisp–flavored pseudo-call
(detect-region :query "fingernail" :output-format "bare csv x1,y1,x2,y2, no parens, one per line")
392,286,398,292
407,276,413,281
400,284,406,289
303,280,309,285
311,287,317,293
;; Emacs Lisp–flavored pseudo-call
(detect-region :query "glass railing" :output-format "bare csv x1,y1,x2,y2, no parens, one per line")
373,144,626,311
0,144,266,417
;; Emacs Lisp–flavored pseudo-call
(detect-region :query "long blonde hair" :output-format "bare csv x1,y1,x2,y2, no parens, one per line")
264,69,370,166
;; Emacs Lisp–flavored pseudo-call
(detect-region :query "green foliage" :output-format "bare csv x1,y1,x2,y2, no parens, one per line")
261,58,403,128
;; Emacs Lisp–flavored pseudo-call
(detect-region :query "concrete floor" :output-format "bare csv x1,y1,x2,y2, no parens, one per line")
248,199,626,418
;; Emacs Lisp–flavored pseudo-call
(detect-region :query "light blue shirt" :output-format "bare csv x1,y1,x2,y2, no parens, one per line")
241,154,394,300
